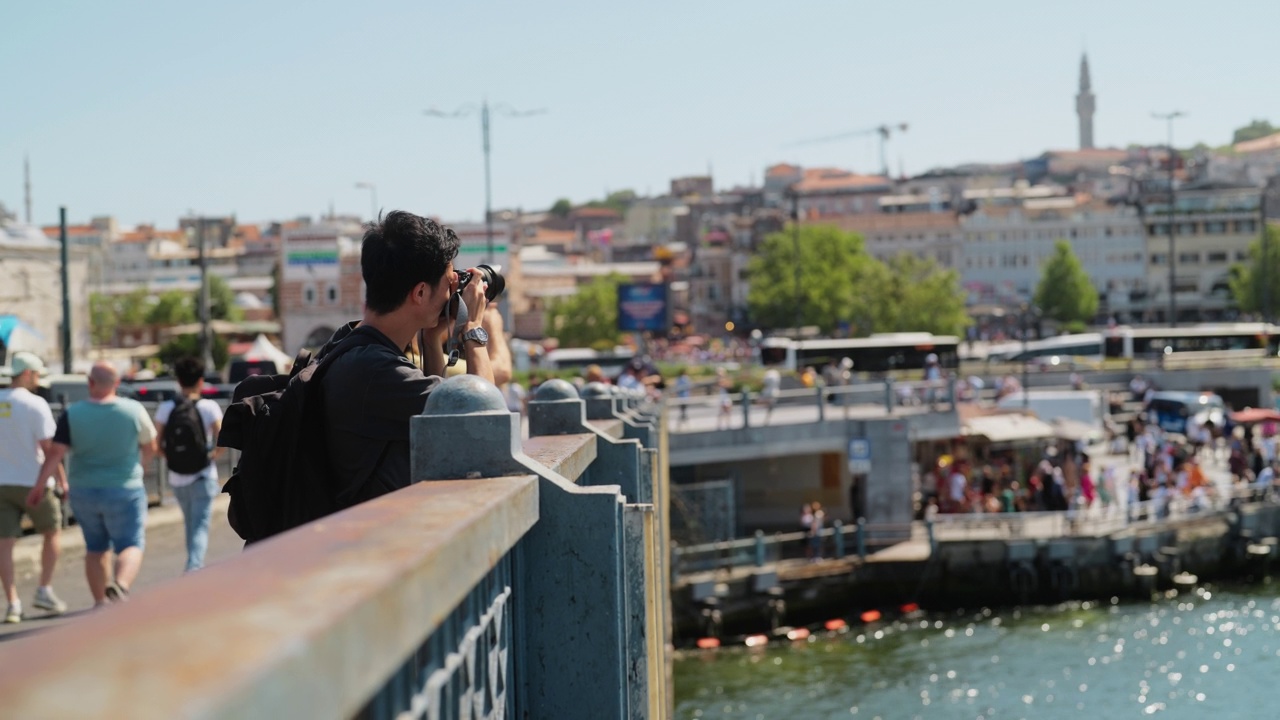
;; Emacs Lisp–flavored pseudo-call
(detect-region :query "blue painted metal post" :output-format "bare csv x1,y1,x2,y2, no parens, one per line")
816,386,825,421
856,517,867,559
410,376,634,719
926,519,936,554
754,530,766,567
884,379,895,413
741,390,751,429
833,520,845,559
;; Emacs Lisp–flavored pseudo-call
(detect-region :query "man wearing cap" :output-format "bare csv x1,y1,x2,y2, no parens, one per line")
0,352,68,622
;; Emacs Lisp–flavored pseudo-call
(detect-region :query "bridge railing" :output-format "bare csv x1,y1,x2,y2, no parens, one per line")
0,377,670,720
672,520,916,579
929,486,1259,541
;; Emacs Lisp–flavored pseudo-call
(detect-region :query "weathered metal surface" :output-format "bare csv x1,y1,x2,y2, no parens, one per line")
0,476,538,720
361,559,512,720
589,418,625,439
521,433,598,484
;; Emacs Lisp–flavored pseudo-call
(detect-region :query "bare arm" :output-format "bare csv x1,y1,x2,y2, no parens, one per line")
483,305,513,387
29,442,69,507
459,269,495,385
210,419,223,460
139,437,158,467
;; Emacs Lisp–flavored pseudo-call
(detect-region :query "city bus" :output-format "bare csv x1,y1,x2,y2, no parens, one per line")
759,333,961,373
1104,323,1280,360
997,333,1105,365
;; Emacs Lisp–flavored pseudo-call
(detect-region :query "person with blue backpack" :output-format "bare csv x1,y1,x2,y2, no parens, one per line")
155,357,223,572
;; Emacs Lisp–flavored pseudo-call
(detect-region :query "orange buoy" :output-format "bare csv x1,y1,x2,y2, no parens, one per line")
695,637,720,649
786,627,811,641
860,610,882,624
824,619,847,631
900,603,920,614
745,634,769,647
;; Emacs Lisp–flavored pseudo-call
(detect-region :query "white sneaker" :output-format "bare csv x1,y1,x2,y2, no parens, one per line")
4,605,20,623
33,587,67,614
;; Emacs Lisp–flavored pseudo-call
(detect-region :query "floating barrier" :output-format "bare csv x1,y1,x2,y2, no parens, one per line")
695,637,720,649
860,610,882,624
786,627,811,641
744,634,769,648
824,619,847,631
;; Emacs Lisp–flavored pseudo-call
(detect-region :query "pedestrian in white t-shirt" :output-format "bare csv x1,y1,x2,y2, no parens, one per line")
154,358,223,572
0,352,68,622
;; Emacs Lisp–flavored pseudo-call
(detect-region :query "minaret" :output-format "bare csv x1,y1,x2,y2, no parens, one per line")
1076,54,1096,150
23,154,32,223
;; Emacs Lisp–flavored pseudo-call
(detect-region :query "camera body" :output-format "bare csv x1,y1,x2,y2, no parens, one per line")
456,264,505,301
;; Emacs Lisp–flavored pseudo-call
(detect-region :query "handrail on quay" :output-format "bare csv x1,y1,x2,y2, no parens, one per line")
0,378,672,720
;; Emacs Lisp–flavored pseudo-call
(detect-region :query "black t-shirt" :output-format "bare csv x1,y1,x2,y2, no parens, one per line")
320,322,441,504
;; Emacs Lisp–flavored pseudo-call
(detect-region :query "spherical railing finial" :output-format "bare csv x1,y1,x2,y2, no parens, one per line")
580,381,612,400
423,375,507,415
534,378,578,402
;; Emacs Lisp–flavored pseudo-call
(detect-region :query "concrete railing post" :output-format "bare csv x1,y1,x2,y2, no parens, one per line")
412,376,637,719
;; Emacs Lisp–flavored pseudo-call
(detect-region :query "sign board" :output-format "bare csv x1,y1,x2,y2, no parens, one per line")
617,283,668,332
282,230,343,281
848,438,872,475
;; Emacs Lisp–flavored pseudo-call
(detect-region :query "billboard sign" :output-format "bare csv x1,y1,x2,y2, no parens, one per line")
617,283,668,332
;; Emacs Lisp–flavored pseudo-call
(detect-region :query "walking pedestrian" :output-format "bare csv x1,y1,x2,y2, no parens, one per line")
33,363,157,606
0,352,68,622
154,357,223,572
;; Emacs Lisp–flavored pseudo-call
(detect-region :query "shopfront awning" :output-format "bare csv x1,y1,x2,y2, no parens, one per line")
962,414,1057,444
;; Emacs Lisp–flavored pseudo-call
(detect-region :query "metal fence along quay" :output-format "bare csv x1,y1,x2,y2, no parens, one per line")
0,378,672,720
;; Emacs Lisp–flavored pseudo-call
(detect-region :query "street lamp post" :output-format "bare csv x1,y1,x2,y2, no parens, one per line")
790,189,802,332
1153,111,1186,325
355,182,378,222
425,101,546,263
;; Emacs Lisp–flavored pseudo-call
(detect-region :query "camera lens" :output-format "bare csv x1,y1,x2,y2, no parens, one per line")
473,264,505,301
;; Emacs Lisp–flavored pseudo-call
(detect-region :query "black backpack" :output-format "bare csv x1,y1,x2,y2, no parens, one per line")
217,332,378,544
162,397,210,475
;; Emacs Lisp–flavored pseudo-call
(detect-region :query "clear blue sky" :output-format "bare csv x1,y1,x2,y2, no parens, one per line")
4,0,1279,228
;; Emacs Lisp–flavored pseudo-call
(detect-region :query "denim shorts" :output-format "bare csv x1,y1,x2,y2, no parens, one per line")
70,486,148,553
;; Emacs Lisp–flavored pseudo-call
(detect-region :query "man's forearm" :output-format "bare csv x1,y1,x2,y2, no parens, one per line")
464,342,495,385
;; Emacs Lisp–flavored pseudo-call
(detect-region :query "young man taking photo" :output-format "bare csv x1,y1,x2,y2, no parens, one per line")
319,210,496,506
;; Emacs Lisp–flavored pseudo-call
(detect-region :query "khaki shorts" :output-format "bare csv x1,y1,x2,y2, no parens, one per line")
0,485,62,538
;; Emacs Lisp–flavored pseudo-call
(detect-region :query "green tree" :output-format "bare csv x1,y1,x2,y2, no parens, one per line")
208,274,243,321
89,293,118,347
146,290,196,326
117,287,150,327
1034,239,1099,326
584,189,637,216
871,253,970,336
546,273,623,349
1233,119,1277,145
157,333,229,370
747,225,884,334
549,198,573,218
1229,224,1280,318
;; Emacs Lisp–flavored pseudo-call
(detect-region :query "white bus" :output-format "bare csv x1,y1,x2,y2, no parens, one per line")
759,333,960,373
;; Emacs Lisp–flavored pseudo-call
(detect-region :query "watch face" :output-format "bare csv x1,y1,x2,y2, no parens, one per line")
468,328,489,343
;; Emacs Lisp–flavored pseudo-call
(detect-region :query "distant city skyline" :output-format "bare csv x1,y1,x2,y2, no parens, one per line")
4,0,1280,227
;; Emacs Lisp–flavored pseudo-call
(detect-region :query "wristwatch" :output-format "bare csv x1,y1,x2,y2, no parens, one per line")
462,327,490,347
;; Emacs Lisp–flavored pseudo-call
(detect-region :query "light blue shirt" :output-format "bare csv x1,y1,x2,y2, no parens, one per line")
58,397,157,490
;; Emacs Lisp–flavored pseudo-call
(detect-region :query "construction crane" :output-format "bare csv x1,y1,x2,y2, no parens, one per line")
788,123,909,177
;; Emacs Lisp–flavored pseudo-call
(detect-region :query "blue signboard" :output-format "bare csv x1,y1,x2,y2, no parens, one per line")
617,283,668,332
848,438,871,474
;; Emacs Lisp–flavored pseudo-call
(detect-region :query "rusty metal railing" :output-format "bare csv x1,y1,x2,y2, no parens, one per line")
0,378,670,720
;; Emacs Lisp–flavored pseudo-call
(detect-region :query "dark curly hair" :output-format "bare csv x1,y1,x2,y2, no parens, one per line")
174,356,205,388
361,211,461,314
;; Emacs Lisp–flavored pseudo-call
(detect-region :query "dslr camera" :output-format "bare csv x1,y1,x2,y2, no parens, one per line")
455,263,505,302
